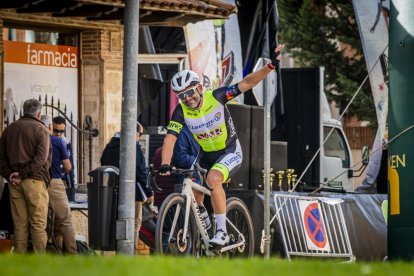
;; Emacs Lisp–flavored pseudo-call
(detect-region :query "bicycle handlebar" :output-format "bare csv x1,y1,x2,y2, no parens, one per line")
146,163,212,193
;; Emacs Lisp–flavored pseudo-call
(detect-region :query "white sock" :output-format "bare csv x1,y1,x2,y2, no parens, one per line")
214,213,227,233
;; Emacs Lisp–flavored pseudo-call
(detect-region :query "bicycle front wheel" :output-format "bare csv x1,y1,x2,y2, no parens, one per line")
155,193,197,256
226,197,255,257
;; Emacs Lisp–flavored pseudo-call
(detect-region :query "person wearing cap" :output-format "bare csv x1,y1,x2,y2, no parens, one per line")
41,115,77,254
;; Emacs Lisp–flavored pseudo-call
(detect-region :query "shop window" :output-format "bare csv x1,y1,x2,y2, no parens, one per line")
3,27,77,46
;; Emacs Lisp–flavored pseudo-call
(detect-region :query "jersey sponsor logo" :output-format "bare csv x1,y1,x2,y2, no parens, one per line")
236,151,242,159
168,121,183,133
225,85,239,100
228,117,236,137
224,152,242,166
196,127,223,140
188,112,222,131
214,112,222,121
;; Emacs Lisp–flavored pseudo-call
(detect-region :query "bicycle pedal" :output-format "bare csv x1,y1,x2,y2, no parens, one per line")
208,243,228,250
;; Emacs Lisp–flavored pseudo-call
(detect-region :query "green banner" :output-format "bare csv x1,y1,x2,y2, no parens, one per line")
388,0,414,260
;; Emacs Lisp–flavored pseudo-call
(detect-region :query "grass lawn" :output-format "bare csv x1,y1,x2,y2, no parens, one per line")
1,255,413,276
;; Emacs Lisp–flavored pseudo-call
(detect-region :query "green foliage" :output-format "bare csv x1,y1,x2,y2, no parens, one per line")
0,255,414,276
279,0,376,127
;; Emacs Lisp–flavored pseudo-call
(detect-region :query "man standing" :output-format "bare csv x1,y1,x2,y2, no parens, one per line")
41,115,77,254
0,99,51,253
100,122,154,251
52,116,76,202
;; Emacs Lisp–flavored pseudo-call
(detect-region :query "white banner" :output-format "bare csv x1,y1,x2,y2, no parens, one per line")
4,41,78,137
353,0,389,189
352,0,389,141
185,15,244,104
185,20,219,90
298,200,331,251
3,41,78,175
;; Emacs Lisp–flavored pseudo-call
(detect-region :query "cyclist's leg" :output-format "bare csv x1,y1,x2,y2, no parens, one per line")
207,169,226,214
191,152,208,206
208,141,242,246
193,189,204,206
209,141,243,214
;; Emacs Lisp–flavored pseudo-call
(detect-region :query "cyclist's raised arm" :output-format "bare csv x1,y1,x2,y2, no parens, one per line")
238,65,274,93
238,44,284,93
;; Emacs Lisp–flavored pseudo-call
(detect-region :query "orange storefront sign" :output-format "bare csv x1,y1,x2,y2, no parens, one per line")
4,41,78,68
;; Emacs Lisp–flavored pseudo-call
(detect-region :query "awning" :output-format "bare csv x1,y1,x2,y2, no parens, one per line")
0,0,237,26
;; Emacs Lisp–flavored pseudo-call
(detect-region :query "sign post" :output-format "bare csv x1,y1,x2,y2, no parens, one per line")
253,58,277,258
117,0,139,255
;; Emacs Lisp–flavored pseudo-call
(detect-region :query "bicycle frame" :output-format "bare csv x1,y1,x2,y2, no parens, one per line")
169,177,246,256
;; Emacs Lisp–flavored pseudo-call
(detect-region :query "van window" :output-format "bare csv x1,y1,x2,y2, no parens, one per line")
324,127,350,168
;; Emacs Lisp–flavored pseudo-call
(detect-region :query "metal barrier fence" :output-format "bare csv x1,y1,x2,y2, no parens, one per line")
274,194,355,262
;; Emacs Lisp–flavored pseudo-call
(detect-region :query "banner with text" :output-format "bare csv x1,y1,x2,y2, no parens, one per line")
3,40,78,136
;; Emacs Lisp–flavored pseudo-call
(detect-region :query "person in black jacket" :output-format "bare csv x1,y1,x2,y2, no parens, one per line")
172,125,199,169
100,122,154,251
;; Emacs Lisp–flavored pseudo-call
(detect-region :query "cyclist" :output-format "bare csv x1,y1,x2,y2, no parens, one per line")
160,44,285,247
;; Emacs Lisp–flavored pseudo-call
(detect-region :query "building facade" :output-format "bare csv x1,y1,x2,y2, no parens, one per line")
0,0,235,181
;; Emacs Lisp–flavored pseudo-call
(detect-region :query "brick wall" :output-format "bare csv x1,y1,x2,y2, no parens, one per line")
136,239,151,255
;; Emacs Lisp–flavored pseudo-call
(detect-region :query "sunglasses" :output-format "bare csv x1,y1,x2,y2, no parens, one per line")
176,87,197,101
53,129,65,133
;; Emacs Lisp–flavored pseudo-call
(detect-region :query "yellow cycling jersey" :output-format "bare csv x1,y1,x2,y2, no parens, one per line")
167,84,242,152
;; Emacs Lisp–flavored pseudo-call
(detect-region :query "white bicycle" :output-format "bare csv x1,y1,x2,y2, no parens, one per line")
148,164,254,257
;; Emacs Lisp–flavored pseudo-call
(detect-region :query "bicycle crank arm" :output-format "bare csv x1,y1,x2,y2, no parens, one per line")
219,241,245,253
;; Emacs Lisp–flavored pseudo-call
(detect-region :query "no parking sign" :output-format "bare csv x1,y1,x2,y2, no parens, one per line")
298,200,331,251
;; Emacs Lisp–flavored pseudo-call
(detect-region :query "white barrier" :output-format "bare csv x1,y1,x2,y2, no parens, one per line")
274,194,355,262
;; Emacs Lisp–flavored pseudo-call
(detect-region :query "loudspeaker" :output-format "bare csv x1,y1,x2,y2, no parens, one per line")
250,106,264,189
225,104,251,190
282,68,320,188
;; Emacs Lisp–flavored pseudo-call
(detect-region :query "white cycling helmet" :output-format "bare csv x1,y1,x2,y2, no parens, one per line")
171,70,200,92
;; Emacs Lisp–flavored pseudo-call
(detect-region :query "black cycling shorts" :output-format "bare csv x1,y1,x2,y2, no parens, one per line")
193,140,242,181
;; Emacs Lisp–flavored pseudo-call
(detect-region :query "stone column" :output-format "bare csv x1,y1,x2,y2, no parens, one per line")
80,29,123,180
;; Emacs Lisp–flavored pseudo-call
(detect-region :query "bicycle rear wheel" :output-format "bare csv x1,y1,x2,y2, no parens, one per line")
226,197,254,257
155,193,197,255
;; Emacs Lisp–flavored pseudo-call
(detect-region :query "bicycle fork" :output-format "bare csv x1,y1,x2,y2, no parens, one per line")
167,193,192,245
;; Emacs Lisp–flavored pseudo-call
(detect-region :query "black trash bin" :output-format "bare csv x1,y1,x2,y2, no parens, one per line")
88,166,119,251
